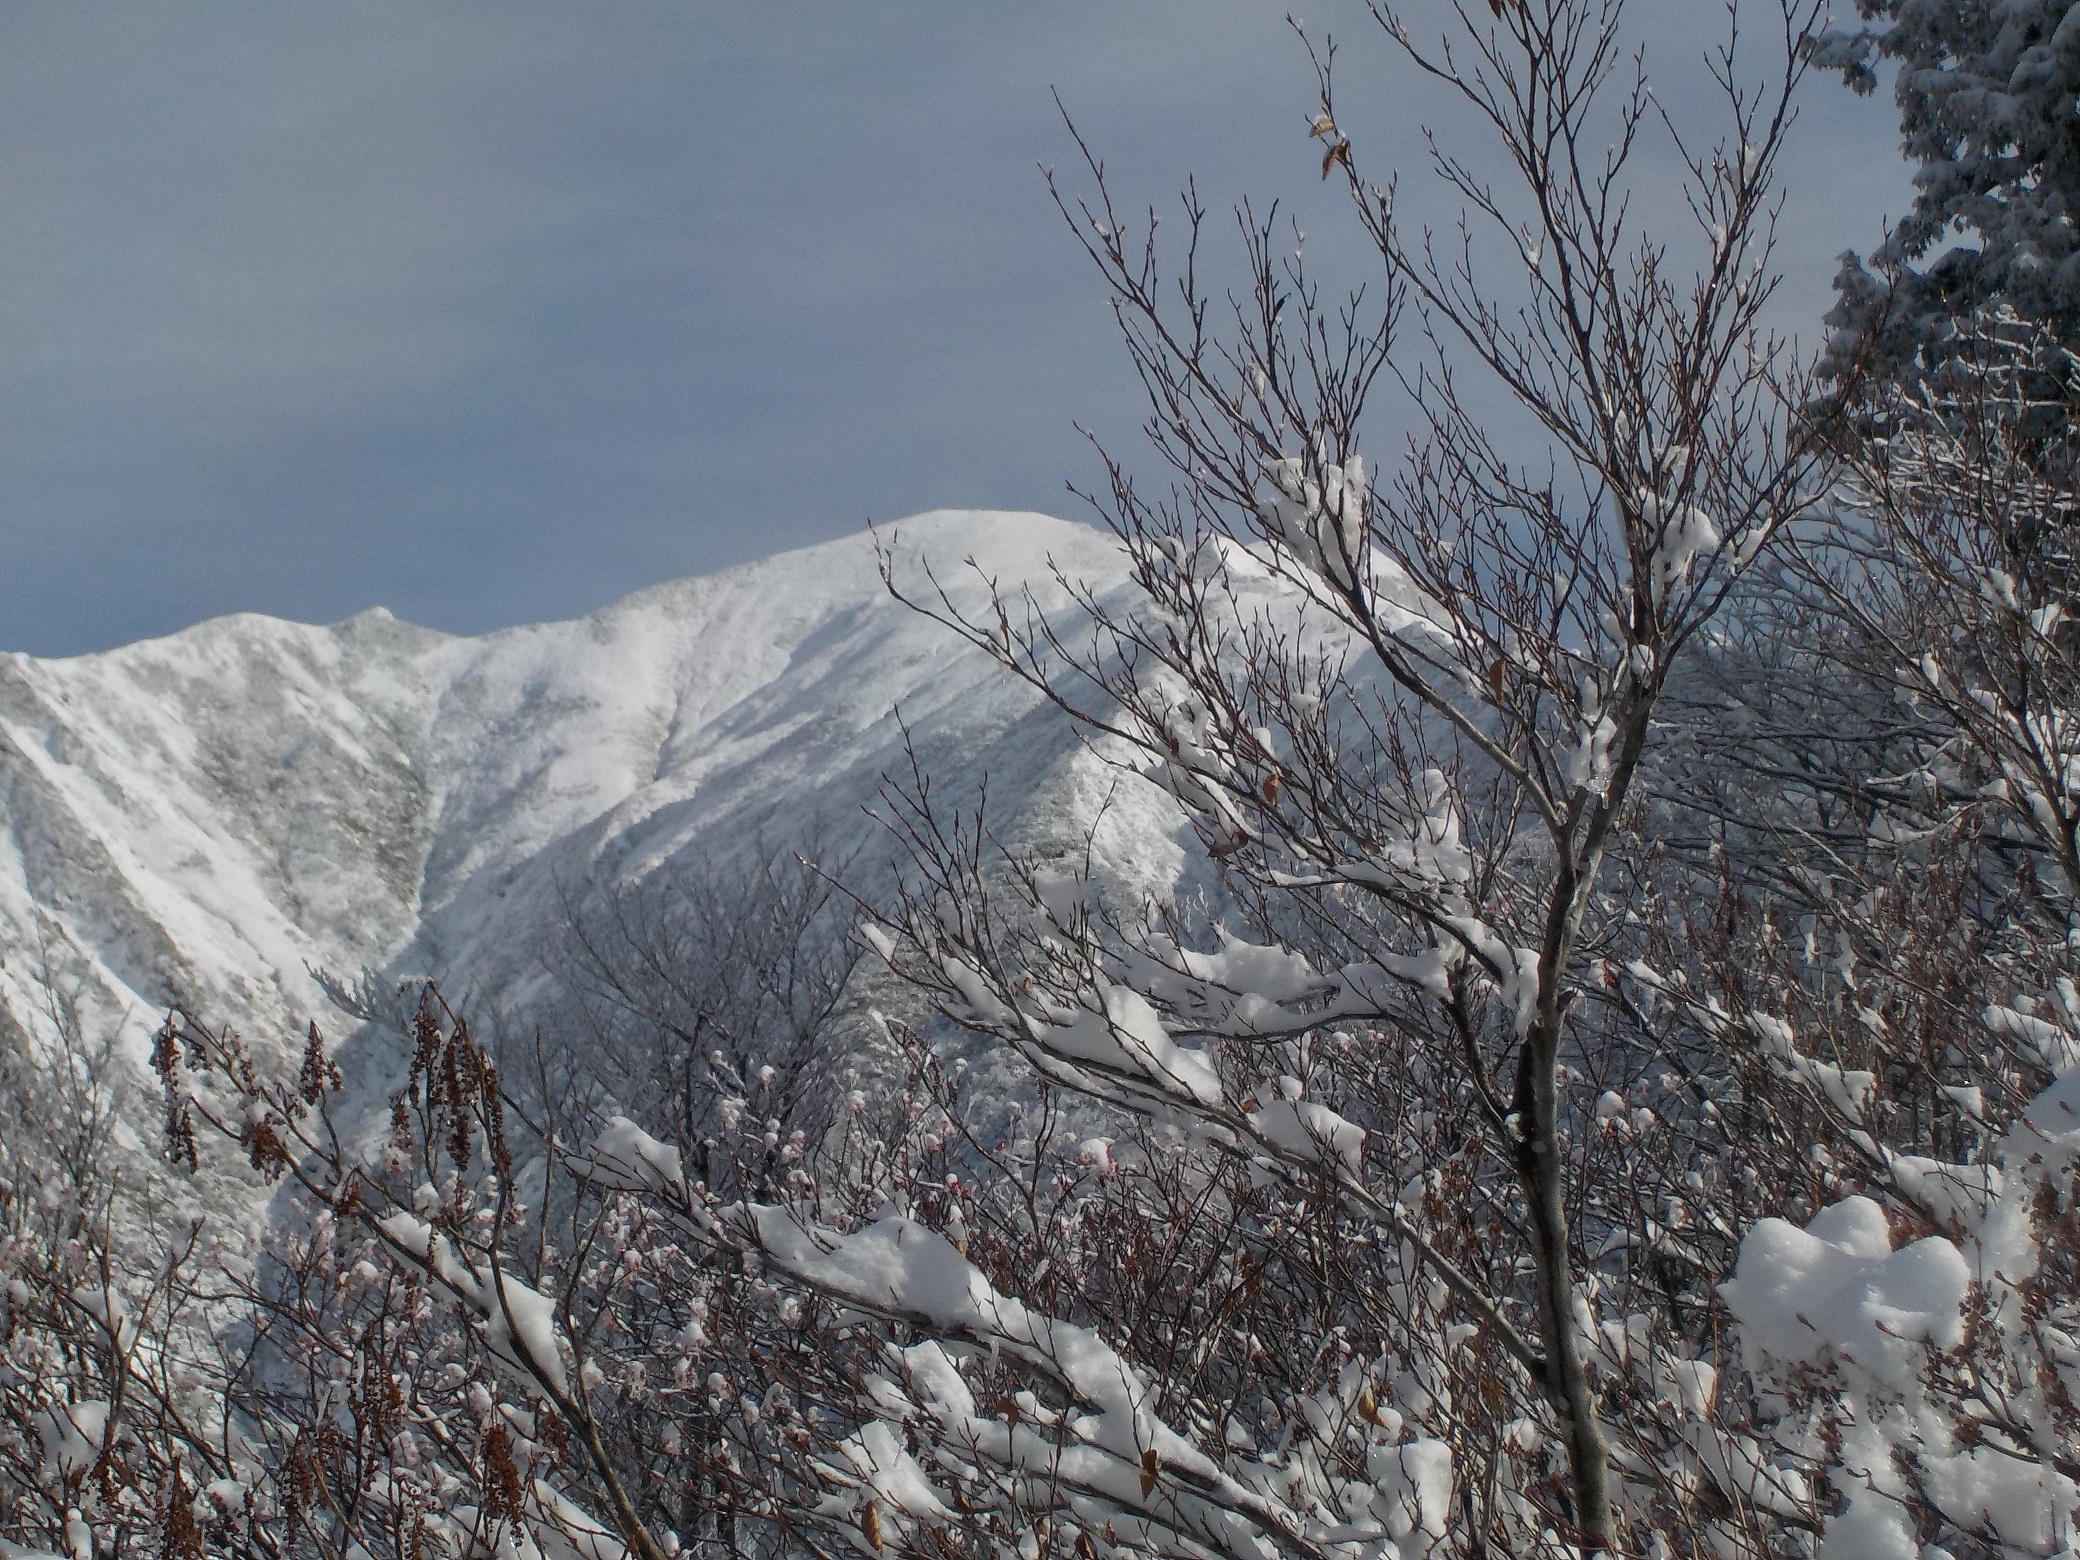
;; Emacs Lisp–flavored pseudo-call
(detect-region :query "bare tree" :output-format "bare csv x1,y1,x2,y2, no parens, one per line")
549,834,863,1166
0,937,256,1560
853,0,1833,1549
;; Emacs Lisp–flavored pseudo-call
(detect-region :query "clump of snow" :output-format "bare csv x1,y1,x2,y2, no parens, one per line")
1722,1195,1968,1393
35,1401,108,1479
1040,985,1224,1109
378,1209,569,1397
584,1116,685,1195
1250,1092,1366,1174
1259,448,1369,579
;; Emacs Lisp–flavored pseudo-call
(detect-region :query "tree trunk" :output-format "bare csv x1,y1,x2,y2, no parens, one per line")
1515,1023,1612,1555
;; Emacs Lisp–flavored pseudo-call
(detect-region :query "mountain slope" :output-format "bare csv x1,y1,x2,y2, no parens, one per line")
0,511,1190,1142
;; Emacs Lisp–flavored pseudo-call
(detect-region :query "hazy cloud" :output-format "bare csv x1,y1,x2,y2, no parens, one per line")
0,2,1908,654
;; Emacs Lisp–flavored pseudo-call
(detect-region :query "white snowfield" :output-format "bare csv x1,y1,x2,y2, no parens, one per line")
0,510,1181,1111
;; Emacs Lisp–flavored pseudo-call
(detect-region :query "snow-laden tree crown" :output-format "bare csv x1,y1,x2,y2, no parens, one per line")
1818,1,2080,381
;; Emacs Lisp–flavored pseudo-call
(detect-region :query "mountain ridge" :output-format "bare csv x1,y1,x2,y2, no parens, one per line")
0,510,1176,1129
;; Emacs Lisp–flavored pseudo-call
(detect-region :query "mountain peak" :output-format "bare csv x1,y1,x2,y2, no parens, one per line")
0,510,1144,1111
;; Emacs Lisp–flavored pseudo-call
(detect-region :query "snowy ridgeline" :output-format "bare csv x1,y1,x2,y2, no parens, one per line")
0,510,1188,1162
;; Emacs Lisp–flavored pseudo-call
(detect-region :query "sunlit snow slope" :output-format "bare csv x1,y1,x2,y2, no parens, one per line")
0,511,1190,1104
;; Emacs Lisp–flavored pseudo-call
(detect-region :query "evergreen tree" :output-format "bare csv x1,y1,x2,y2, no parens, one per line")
1818,1,2080,381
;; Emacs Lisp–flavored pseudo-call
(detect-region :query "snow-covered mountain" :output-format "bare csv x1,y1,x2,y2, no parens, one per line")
0,510,1192,1161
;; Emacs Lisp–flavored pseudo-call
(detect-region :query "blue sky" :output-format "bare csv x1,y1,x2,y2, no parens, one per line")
0,2,1911,655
